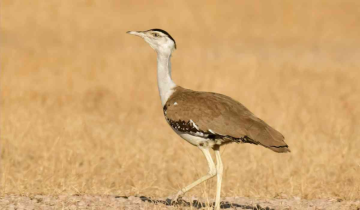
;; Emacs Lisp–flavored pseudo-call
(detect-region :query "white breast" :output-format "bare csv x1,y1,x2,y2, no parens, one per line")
172,129,216,148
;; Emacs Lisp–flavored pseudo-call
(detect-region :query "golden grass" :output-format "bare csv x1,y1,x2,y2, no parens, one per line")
1,0,360,200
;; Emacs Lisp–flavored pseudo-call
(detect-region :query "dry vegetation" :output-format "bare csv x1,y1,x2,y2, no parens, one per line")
1,0,360,204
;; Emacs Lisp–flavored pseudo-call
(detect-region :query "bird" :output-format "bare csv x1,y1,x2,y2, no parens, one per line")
127,29,290,210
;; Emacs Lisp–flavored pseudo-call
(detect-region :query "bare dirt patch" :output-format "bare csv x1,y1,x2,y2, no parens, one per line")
1,195,359,210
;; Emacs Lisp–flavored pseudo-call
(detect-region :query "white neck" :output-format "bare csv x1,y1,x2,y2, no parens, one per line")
157,51,176,106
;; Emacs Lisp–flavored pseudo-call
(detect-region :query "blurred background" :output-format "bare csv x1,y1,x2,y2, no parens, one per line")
1,0,359,200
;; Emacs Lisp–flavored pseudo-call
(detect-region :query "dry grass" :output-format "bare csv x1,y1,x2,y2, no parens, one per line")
1,0,360,201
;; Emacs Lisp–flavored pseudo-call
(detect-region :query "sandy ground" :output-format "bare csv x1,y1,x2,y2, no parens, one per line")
1,195,359,210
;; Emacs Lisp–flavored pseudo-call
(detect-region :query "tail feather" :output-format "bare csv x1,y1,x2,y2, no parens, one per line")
260,126,290,153
248,121,290,153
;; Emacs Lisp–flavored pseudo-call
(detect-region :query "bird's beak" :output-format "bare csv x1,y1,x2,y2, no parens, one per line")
126,31,145,38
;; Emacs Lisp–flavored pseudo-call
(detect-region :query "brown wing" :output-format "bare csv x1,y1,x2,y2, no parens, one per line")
164,86,290,153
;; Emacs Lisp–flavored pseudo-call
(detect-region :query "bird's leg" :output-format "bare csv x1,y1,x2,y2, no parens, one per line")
172,147,216,202
214,147,223,210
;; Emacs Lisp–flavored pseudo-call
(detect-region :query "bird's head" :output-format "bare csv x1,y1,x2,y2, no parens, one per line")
127,29,176,54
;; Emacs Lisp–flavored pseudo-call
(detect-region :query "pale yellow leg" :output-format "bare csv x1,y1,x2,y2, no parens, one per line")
214,148,223,210
173,147,216,200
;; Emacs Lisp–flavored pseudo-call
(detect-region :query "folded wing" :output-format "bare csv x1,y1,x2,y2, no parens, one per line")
164,87,290,153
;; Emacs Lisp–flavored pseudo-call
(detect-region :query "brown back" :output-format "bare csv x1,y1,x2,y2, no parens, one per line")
164,86,290,153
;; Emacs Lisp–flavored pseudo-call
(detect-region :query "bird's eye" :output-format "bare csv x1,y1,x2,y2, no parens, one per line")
153,33,159,37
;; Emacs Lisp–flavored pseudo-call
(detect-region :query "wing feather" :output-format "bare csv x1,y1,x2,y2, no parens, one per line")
164,87,290,153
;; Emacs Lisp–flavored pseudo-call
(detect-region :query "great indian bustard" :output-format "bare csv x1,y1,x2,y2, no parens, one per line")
127,29,290,210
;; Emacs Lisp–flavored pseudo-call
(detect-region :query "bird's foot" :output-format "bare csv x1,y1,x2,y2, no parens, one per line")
168,190,184,205
173,190,183,201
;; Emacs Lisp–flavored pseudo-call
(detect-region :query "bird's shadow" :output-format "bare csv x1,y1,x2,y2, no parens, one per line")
115,195,274,210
